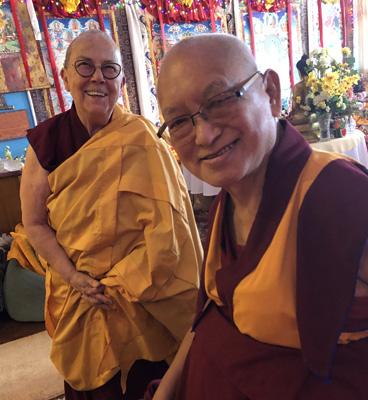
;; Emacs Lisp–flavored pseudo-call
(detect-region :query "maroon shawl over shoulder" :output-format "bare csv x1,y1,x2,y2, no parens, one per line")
27,104,89,172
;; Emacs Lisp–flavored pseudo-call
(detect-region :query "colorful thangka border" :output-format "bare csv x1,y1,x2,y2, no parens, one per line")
0,2,49,93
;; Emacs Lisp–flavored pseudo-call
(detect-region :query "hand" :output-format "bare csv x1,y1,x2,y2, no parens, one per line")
144,379,161,400
69,270,113,309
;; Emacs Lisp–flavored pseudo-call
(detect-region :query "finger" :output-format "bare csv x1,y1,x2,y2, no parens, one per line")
88,278,104,289
81,294,114,310
82,291,113,305
81,293,100,305
93,293,114,305
84,285,106,296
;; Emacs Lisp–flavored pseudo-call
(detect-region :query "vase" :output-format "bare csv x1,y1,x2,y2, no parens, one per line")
331,117,345,138
346,117,356,134
317,112,331,141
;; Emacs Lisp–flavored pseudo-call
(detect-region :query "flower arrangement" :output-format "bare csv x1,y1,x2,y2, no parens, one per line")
298,47,360,119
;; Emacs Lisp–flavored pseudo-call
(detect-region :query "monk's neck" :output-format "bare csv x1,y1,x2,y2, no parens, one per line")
227,157,268,217
78,113,113,137
226,158,269,245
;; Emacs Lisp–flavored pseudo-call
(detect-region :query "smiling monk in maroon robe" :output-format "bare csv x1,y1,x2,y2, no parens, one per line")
151,33,368,400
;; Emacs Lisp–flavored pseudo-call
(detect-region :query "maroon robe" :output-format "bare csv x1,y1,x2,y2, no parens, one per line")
27,104,90,172
178,121,368,399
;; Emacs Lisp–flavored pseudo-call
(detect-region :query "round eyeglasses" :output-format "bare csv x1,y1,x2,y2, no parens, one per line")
74,60,122,80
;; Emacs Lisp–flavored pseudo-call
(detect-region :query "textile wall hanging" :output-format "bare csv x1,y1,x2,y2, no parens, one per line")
30,88,51,122
241,0,303,108
307,0,320,51
0,2,49,93
320,1,343,61
33,0,104,18
141,0,223,24
125,2,160,124
114,8,140,115
307,0,345,61
150,19,224,65
353,0,367,74
289,0,303,83
147,18,225,127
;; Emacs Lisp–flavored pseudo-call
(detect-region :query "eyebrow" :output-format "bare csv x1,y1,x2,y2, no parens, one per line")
74,56,119,64
201,79,229,98
162,79,230,117
162,105,183,116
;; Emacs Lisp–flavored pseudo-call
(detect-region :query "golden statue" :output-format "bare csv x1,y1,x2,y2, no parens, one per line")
288,55,319,142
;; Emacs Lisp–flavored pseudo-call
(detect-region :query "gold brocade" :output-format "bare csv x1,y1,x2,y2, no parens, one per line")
45,105,202,390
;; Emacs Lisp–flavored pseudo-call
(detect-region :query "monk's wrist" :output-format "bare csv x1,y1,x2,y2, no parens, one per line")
61,265,77,285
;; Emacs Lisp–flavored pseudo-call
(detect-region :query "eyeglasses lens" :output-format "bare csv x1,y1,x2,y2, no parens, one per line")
101,65,121,79
75,62,121,79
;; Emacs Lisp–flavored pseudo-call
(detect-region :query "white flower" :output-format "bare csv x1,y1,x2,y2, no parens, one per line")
322,48,329,57
313,93,328,105
319,56,330,67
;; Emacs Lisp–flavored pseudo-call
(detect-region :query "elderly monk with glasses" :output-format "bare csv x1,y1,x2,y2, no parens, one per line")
19,30,202,400
150,33,368,400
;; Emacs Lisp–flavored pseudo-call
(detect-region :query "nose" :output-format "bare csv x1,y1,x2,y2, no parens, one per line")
193,116,221,146
91,66,105,82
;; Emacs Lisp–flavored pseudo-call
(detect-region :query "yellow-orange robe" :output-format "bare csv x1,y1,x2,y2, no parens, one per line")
44,106,202,390
7,223,47,276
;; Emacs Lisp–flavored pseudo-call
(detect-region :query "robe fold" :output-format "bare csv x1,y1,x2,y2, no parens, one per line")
37,105,202,391
7,223,47,276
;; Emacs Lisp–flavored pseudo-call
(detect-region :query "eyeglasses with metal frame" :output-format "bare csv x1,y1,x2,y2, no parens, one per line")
74,60,122,80
157,70,262,140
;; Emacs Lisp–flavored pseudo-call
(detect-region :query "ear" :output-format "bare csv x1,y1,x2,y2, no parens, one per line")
60,68,70,92
263,69,281,117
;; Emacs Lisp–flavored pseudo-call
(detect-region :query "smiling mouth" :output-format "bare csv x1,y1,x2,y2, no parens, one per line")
85,90,107,97
200,140,237,161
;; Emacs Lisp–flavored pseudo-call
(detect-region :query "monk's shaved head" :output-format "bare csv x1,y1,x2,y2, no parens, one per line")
156,33,281,189
158,34,257,101
64,30,122,68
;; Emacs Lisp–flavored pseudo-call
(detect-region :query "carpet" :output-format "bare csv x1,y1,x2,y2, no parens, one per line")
0,330,64,400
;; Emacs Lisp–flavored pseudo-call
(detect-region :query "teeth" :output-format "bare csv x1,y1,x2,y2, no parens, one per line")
86,91,106,97
204,143,233,160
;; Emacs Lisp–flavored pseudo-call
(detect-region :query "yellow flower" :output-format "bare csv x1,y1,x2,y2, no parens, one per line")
302,47,361,117
178,0,193,6
342,47,352,57
295,96,301,104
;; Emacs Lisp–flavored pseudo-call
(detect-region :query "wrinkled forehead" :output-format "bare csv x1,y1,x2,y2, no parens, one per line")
69,35,121,64
158,52,248,114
